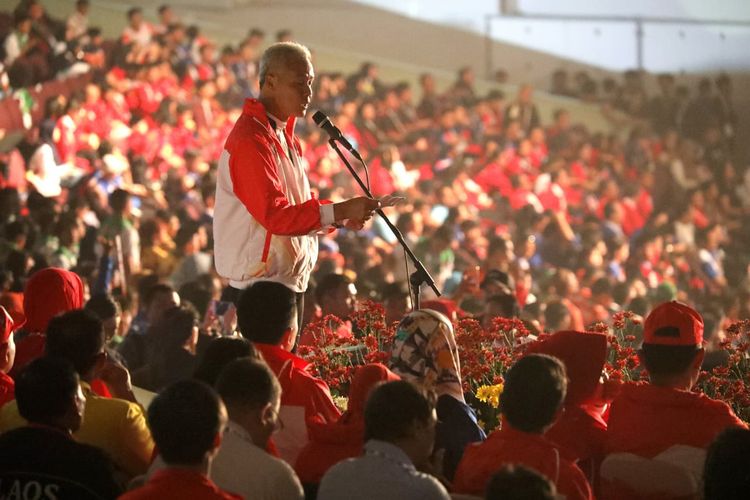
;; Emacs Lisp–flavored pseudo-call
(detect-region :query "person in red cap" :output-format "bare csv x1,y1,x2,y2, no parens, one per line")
453,354,593,500
0,306,19,407
525,330,612,477
295,363,400,488
605,301,746,458
10,267,84,378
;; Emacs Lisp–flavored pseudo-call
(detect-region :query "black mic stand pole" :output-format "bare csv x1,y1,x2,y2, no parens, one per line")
328,139,441,310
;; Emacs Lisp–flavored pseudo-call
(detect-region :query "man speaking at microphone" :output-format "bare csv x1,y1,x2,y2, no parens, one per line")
214,41,379,327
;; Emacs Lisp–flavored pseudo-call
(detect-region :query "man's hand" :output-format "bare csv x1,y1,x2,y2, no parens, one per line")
98,357,138,403
333,196,380,223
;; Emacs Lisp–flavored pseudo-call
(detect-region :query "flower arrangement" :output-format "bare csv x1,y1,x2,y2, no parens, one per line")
590,310,643,383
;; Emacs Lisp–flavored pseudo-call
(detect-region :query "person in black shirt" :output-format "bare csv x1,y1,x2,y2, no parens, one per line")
0,356,122,500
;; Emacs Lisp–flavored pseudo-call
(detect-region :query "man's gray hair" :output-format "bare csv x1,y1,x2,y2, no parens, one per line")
258,42,312,88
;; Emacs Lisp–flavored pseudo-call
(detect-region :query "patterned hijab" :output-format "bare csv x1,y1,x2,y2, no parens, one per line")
389,309,465,402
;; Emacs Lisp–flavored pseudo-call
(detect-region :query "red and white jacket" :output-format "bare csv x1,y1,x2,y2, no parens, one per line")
215,99,330,292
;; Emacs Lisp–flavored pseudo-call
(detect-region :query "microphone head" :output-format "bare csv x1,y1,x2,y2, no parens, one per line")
312,110,328,127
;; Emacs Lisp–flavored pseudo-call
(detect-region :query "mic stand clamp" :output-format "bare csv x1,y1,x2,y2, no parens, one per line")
328,139,441,310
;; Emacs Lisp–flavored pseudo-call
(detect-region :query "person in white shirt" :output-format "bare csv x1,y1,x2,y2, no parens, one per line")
121,7,152,48
65,0,89,41
213,357,304,500
4,14,34,66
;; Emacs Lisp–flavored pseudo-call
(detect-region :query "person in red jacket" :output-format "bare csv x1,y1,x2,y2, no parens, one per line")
525,330,611,477
604,301,746,458
10,267,84,378
237,280,341,465
453,354,594,500
0,306,20,406
295,363,399,486
213,41,380,324
119,379,240,500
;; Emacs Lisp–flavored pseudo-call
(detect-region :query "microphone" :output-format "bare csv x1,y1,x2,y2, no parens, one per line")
313,110,362,160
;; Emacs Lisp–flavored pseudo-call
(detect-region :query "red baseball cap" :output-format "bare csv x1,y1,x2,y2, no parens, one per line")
643,301,704,346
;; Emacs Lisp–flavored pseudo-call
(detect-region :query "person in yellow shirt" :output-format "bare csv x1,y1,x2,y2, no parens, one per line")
0,309,154,478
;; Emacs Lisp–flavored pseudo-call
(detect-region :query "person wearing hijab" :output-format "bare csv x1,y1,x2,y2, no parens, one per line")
0,306,20,407
295,363,400,489
525,330,611,478
389,309,485,480
10,267,84,379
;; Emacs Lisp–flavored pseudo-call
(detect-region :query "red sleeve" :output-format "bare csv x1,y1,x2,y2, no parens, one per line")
306,377,342,423
228,134,324,236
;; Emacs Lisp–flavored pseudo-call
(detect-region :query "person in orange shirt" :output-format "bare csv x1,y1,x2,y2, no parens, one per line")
0,306,20,407
453,354,593,500
604,301,746,460
525,330,611,477
295,363,400,487
119,380,240,500
237,280,341,465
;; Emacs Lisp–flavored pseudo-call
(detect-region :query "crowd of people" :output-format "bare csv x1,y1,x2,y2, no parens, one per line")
0,0,749,499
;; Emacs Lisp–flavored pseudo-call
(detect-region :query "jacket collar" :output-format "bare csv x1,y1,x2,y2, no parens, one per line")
242,98,297,138
253,342,310,372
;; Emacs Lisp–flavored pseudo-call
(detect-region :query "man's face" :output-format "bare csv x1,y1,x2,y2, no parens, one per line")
148,291,180,323
324,283,357,319
266,55,314,119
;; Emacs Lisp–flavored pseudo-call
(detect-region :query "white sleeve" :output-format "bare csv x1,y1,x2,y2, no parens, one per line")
319,203,335,227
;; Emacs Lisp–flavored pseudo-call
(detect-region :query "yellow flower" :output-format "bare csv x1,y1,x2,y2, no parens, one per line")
475,383,504,409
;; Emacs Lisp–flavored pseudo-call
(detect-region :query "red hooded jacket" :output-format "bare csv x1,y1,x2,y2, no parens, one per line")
10,268,84,379
294,363,399,484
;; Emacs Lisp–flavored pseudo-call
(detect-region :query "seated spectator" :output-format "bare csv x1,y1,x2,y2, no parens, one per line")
603,301,746,491
485,464,558,500
299,272,357,345
453,354,593,499
237,281,341,464
389,309,485,480
213,357,304,499
295,363,400,487
0,356,122,499
525,330,610,476
193,336,256,386
703,426,750,500
120,380,239,500
11,267,84,378
121,7,151,48
0,306,18,406
3,13,35,66
132,304,199,391
65,0,89,41
318,380,450,500
0,310,155,477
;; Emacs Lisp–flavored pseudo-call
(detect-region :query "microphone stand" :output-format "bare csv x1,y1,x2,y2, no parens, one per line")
328,139,441,310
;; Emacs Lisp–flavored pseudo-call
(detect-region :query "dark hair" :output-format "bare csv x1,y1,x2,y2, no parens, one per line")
16,357,80,424
315,273,352,304
126,7,142,19
237,281,296,345
85,293,119,321
485,464,557,500
147,380,224,465
364,380,435,442
486,293,521,319
639,343,701,376
194,337,255,386
145,283,175,307
45,310,104,376
704,427,750,500
501,354,567,433
158,4,170,14
108,189,130,214
153,304,198,352
544,300,570,331
216,358,280,410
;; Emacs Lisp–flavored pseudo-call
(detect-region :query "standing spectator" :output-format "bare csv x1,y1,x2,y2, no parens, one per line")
154,4,176,36
318,380,451,500
65,0,89,42
121,7,151,48
3,13,35,66
213,357,304,500
505,84,540,136
453,354,593,499
0,356,122,499
120,380,239,500
100,189,141,278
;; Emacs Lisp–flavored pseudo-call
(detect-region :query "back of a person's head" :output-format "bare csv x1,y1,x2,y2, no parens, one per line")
544,300,570,331
215,357,280,410
108,188,130,214
501,354,567,433
315,273,351,304
704,426,750,500
84,293,119,321
237,281,296,344
147,379,225,466
364,380,434,442
153,304,198,352
16,356,80,426
194,336,255,386
486,464,558,500
45,309,104,376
